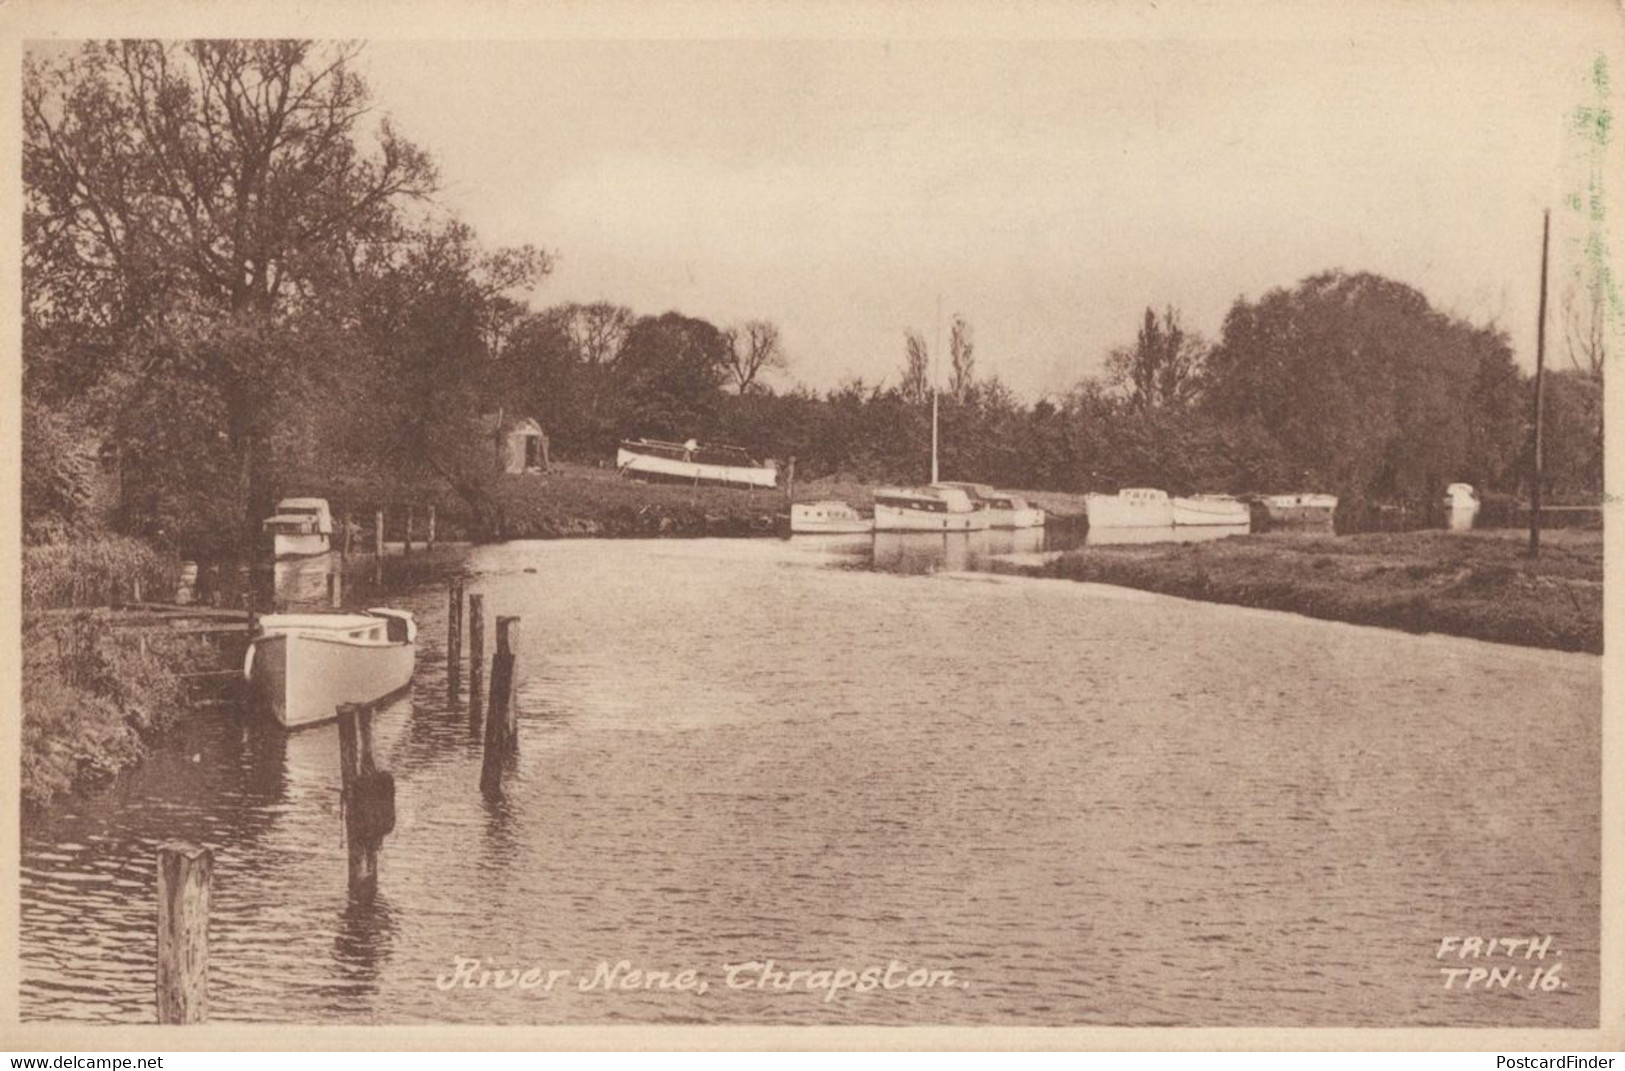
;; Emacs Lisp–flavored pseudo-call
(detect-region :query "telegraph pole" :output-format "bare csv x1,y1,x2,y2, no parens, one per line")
1529,209,1550,559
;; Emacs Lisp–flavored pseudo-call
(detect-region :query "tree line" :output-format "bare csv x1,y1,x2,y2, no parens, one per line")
23,41,1603,555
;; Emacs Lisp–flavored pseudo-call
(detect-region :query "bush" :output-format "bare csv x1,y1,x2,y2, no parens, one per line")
22,536,181,610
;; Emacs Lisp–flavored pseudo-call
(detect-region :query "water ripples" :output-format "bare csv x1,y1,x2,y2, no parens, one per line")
21,538,1601,1027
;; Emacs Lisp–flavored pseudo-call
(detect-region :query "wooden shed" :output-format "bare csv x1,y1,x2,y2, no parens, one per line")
493,415,551,474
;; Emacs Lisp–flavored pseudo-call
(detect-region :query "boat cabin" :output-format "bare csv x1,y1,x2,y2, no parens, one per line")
263,498,333,535
874,487,975,514
1444,483,1480,507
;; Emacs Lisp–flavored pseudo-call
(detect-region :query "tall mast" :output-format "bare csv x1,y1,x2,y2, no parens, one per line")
932,293,942,484
931,389,939,484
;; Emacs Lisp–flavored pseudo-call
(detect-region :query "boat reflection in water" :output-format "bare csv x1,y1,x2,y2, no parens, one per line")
870,526,1049,575
1083,523,1250,546
274,554,342,604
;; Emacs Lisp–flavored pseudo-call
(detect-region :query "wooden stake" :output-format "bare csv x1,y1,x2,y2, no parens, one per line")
404,507,414,555
447,580,463,700
337,703,395,900
786,455,796,503
374,509,385,558
1530,208,1550,559
428,505,438,548
468,593,485,723
480,616,520,796
157,842,212,1024
328,571,343,609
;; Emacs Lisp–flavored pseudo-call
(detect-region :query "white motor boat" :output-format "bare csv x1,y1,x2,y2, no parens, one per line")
873,486,989,531
1443,483,1481,510
984,492,1046,529
263,497,334,558
1084,488,1175,529
1172,493,1251,527
930,481,1044,529
244,609,417,729
616,438,777,490
790,500,873,534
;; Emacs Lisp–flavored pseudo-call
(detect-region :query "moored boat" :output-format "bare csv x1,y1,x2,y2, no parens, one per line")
931,481,1044,529
1443,483,1480,510
616,438,777,489
1258,492,1338,526
244,609,417,729
263,497,333,558
873,486,988,531
984,492,1046,529
790,500,873,534
1172,493,1251,528
1084,488,1175,529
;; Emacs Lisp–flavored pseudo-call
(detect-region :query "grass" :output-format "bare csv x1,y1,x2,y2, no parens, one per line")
1021,528,1602,653
23,536,182,609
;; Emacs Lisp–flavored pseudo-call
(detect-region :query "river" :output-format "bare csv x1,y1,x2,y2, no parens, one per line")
20,534,1601,1026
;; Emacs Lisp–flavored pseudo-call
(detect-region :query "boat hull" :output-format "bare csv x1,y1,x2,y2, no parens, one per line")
616,447,777,489
873,503,987,532
790,504,873,534
273,532,331,559
986,507,1046,529
1085,494,1174,529
1172,497,1251,527
247,631,415,728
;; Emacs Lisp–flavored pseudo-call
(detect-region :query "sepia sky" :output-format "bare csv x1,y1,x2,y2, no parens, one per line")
24,3,1623,399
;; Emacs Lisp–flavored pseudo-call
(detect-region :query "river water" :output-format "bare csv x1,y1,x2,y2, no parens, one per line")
20,534,1601,1026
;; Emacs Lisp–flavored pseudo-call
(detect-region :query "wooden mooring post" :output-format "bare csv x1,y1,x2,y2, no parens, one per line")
786,455,796,503
328,570,343,609
468,593,486,724
374,509,385,557
480,615,520,796
157,842,212,1024
447,579,464,700
428,505,438,548
404,507,414,555
338,703,396,900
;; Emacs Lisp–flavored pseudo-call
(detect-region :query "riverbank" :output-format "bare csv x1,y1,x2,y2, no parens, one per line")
484,462,1091,537
1012,529,1603,653
21,537,220,809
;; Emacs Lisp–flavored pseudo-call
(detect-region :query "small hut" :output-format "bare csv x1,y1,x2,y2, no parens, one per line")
487,413,551,474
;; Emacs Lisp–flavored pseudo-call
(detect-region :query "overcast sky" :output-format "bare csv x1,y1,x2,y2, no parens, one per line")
29,3,1620,400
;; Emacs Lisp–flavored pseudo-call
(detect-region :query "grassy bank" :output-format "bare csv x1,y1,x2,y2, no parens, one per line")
22,611,213,808
1017,529,1602,653
488,462,786,537
22,537,214,809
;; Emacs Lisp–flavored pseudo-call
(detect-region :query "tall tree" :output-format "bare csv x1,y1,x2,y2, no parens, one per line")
724,319,786,394
899,330,931,405
948,315,976,402
1106,306,1206,412
1204,272,1521,505
616,312,732,439
24,40,438,545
